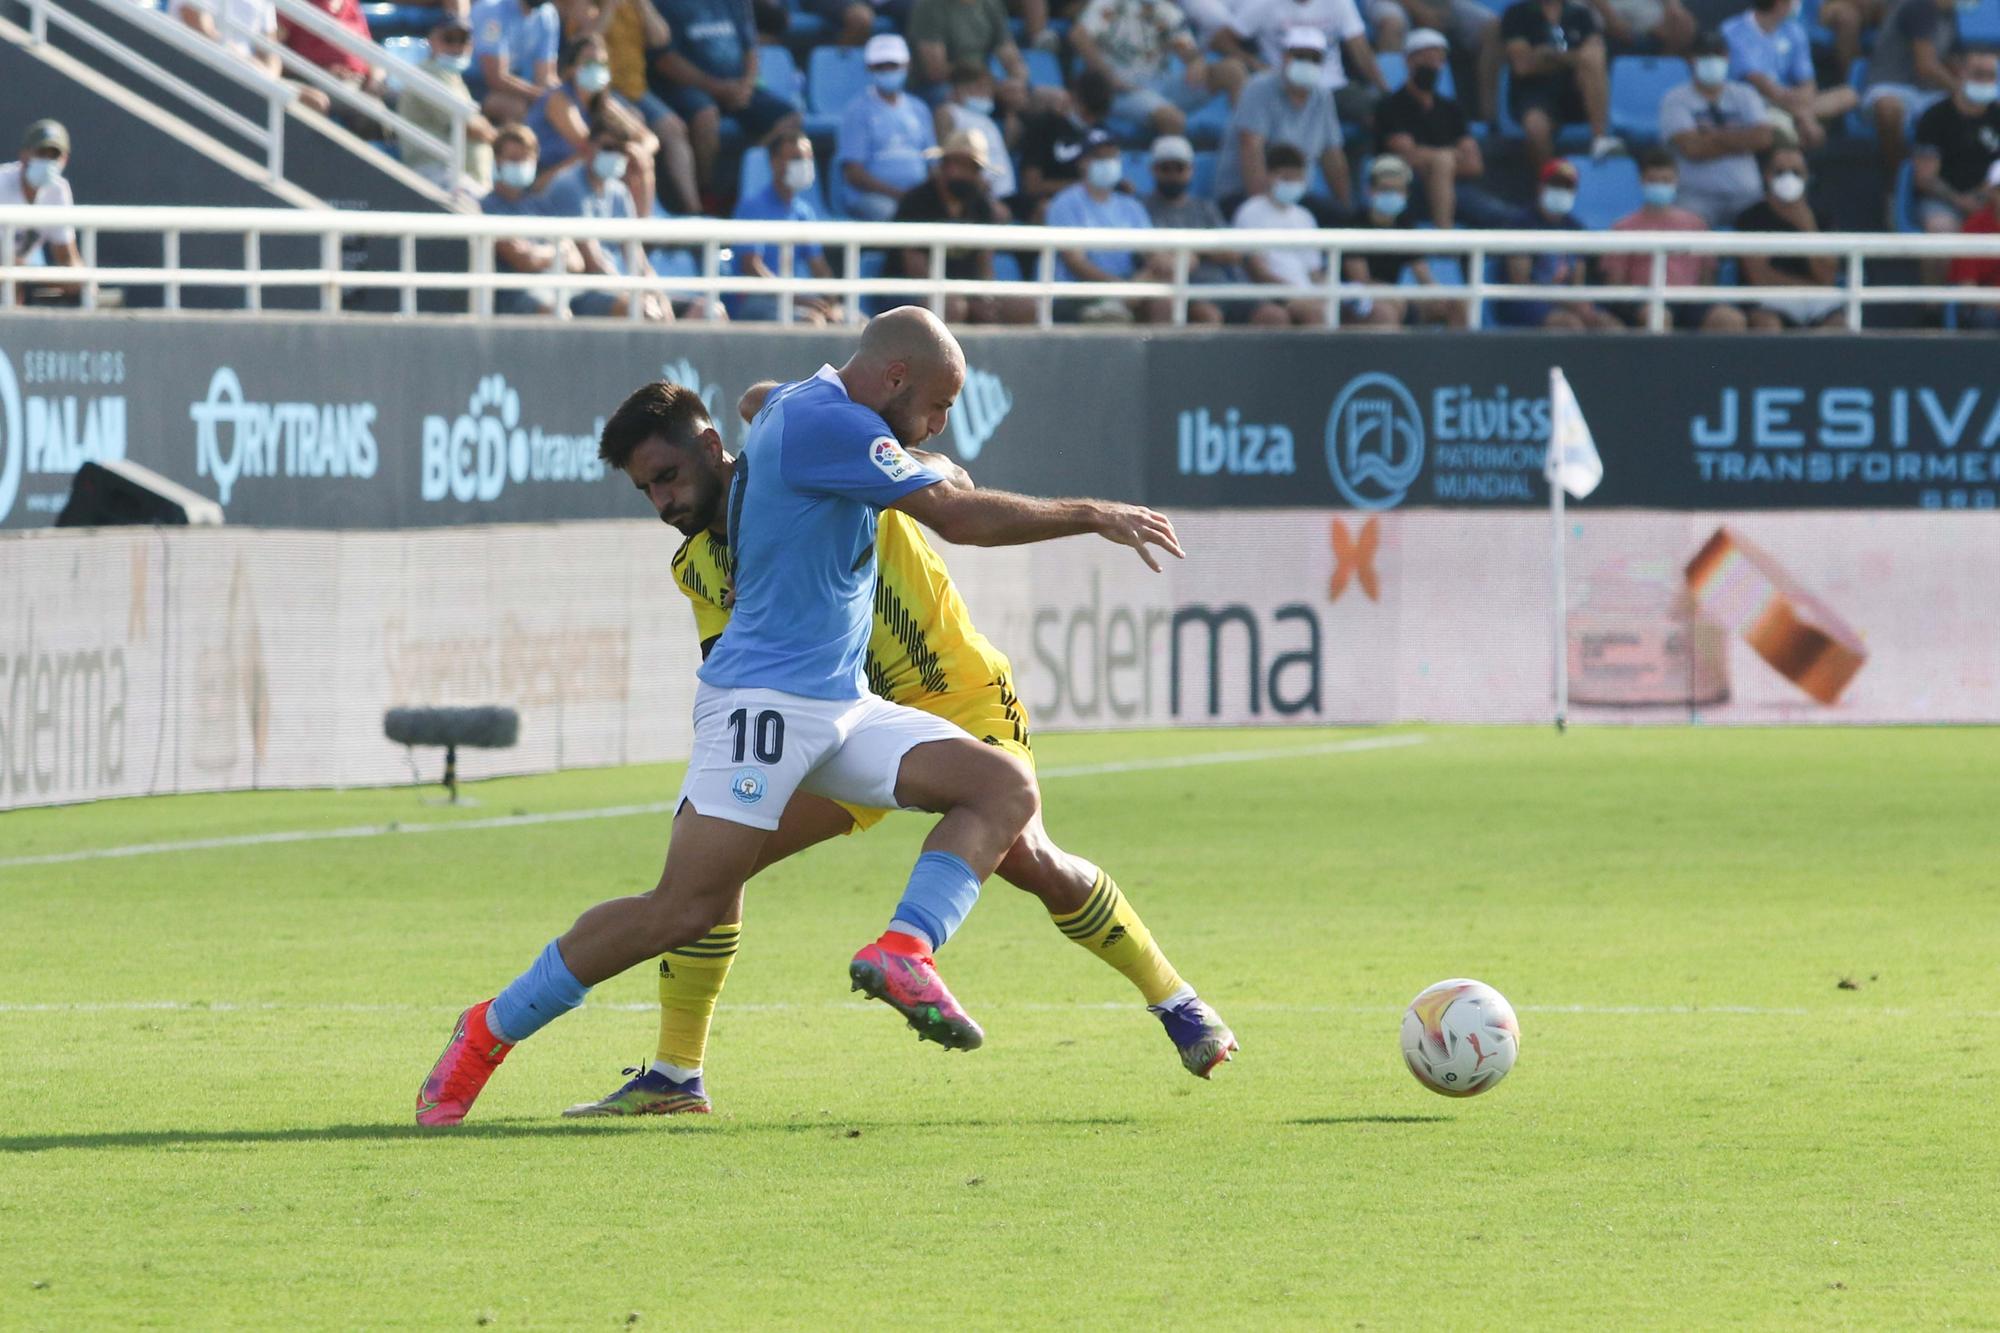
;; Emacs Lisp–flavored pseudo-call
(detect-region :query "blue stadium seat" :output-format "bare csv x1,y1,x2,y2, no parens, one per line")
1568,154,1641,229
1122,149,1152,188
1192,149,1217,198
990,251,1024,282
1845,57,1873,138
759,44,803,104
1376,53,1457,99
1960,0,2000,43
994,49,1064,89
1185,92,1231,146
1609,56,1688,143
809,46,870,119
361,3,435,39
787,11,830,42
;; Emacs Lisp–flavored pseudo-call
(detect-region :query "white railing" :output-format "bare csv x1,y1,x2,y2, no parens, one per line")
257,0,479,196
23,0,297,179
19,0,477,197
4,205,1999,328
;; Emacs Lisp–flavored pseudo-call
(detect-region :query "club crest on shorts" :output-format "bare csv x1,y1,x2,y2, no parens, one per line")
730,769,766,805
869,436,917,482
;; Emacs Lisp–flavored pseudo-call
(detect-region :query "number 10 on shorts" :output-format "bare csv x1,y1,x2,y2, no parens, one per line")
728,708,785,764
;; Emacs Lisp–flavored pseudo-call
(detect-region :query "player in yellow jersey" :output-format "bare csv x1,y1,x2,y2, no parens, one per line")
562,378,1236,1117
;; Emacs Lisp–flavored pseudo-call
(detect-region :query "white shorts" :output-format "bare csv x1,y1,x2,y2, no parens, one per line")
676,683,967,831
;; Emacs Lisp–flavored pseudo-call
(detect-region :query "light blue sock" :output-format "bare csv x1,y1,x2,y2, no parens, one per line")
888,851,982,953
488,938,590,1043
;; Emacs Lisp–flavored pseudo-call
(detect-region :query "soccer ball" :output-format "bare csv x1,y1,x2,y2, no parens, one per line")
1400,978,1520,1098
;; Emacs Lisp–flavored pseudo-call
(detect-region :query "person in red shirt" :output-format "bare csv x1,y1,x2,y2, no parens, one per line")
1946,159,2000,327
280,0,387,101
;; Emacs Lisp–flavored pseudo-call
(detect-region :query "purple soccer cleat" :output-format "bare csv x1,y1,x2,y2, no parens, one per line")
1149,994,1238,1079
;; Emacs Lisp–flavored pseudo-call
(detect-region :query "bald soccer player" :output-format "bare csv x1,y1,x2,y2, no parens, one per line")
561,372,1237,1116
417,309,1200,1126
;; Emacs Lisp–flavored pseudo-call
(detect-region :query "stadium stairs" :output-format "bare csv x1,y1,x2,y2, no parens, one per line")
0,0,474,312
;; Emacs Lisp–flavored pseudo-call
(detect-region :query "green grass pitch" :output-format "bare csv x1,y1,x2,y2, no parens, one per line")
2,726,1996,1329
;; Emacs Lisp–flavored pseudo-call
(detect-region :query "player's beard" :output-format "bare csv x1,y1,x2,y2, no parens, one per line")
880,386,935,450
661,464,724,536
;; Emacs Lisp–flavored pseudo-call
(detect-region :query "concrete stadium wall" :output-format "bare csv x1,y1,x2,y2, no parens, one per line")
5,508,1997,809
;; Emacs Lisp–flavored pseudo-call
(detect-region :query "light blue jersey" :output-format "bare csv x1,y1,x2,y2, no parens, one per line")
698,365,943,700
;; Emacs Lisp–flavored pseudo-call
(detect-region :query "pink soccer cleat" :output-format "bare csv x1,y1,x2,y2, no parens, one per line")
415,1000,513,1127
848,935,985,1051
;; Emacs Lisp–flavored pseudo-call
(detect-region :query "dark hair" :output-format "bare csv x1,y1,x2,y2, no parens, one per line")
1637,145,1676,172
560,36,604,71
950,59,989,85
1690,29,1727,56
1074,67,1115,116
1265,142,1306,171
590,113,631,148
599,380,715,468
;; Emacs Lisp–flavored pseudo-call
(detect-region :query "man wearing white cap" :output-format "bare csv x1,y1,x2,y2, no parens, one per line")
1217,0,1386,126
1217,26,1352,211
1144,134,1278,326
1374,28,1488,226
837,33,939,220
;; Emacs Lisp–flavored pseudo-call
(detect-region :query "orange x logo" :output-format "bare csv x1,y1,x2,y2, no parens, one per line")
1329,517,1381,603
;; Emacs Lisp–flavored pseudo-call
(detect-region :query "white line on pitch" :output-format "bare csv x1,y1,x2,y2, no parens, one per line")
1,999,1975,1020
0,734,1425,871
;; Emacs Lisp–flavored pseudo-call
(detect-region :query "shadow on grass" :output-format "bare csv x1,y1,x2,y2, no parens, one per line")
1284,1114,1452,1126
0,1115,1139,1154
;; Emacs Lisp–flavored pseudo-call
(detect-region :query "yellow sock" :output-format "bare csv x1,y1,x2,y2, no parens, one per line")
1050,871,1185,1006
655,923,739,1072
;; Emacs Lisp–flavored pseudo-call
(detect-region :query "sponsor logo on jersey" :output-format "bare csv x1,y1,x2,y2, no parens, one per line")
869,436,916,482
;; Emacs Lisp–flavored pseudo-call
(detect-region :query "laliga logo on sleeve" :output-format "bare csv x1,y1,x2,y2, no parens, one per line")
1325,372,1425,511
869,436,917,482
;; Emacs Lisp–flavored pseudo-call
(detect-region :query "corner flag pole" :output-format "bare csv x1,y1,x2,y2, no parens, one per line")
1546,367,1603,736
1551,446,1568,734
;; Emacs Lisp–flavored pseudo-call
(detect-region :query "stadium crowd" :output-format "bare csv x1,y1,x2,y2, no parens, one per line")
14,0,2000,324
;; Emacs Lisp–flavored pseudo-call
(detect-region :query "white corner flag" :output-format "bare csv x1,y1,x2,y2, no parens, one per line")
1547,367,1603,500
1546,367,1600,734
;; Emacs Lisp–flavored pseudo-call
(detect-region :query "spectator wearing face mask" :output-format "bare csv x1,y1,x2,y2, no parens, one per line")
483,124,582,315
1374,28,1490,228
1232,142,1331,325
2,120,83,305
1495,159,1618,330
1912,51,2000,237
1945,159,2000,327
1218,27,1353,212
1723,0,1857,152
1864,0,1965,176
836,34,938,221
935,61,1016,200
528,36,672,213
731,133,842,323
1660,31,1772,229
1735,146,1843,330
470,0,562,123
1216,0,1387,128
1499,0,1617,176
1142,135,1272,326
539,120,677,319
399,17,498,193
889,129,1036,324
1596,148,1747,332
1046,127,1176,324
1336,156,1464,328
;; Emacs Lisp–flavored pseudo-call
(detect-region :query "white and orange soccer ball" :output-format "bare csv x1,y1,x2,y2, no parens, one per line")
1400,979,1520,1097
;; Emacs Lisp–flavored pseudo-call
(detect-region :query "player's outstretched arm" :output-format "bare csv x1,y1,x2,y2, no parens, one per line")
907,449,972,491
893,483,1184,572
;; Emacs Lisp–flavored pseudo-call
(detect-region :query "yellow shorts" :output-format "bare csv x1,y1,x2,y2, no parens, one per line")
839,674,1034,833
